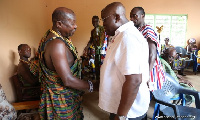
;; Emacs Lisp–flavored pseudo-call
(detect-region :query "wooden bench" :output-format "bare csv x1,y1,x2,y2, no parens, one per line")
12,100,40,110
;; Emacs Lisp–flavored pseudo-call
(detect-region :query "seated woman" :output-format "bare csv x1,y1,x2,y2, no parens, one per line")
161,37,174,54
16,44,40,101
161,48,196,106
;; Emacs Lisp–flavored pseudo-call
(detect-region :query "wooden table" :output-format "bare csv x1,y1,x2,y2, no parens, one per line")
12,100,40,110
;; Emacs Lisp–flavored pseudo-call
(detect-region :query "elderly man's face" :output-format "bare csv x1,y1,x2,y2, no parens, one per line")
61,14,77,38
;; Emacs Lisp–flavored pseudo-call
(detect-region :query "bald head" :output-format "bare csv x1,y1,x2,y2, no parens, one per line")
101,2,128,36
51,7,77,38
102,2,126,18
52,7,75,25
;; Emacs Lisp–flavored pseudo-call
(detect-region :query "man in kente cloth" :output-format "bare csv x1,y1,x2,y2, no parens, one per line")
17,44,39,87
83,16,105,80
17,44,40,101
37,7,94,120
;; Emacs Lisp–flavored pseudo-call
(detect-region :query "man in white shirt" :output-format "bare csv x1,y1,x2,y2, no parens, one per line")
99,2,150,120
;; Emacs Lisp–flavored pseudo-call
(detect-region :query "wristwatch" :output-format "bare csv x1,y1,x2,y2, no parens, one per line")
118,115,127,120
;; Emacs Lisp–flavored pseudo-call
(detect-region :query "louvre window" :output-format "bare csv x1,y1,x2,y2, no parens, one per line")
145,14,187,47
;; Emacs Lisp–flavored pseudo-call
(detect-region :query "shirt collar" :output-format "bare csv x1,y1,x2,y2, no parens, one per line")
112,21,134,41
115,21,134,36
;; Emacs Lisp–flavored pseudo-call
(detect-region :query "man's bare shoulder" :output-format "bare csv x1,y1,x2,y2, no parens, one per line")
45,38,67,52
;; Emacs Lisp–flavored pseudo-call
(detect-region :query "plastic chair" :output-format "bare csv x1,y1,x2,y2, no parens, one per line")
175,46,187,57
152,73,200,120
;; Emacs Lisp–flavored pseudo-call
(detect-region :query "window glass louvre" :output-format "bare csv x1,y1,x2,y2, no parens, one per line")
145,14,187,47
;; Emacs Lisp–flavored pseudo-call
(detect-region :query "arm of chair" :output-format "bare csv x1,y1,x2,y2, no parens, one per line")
178,88,200,109
153,98,181,120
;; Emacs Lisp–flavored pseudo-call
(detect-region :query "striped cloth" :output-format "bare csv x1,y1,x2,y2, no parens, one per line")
100,35,108,66
38,30,84,120
138,25,165,90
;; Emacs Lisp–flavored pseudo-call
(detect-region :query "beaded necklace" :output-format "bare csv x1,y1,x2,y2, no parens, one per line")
19,59,30,64
49,29,78,58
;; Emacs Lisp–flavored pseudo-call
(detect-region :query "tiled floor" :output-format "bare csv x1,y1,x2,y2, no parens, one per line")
82,68,200,120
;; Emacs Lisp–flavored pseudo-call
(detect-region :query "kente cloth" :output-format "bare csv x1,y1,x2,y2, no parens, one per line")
138,25,165,90
29,57,39,78
38,30,84,120
160,58,195,103
91,25,105,49
91,25,105,61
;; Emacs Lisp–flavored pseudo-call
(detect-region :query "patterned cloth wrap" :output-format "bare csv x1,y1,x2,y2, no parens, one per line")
138,25,165,90
173,57,186,70
91,25,105,68
0,84,17,120
91,25,105,55
29,57,39,78
37,30,84,120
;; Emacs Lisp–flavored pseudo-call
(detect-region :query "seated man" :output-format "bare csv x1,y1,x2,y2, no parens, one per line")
16,44,40,101
161,47,196,106
83,15,106,80
17,44,39,86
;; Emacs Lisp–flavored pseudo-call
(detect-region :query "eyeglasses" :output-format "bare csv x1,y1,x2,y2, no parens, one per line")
101,14,113,22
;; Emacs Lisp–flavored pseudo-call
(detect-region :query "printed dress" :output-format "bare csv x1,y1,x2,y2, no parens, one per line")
38,30,84,120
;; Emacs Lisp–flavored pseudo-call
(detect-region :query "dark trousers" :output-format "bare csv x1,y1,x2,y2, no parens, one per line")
109,113,147,120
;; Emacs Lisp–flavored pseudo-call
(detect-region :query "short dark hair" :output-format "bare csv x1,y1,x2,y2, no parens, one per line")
92,16,99,20
52,8,66,24
52,7,74,25
163,47,175,55
134,7,145,16
18,44,28,51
